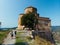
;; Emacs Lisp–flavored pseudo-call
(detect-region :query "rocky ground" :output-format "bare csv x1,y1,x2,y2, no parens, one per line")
52,31,60,45
2,30,60,45
16,30,55,45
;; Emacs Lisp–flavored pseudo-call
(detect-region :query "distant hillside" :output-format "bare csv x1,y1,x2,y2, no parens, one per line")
0,27,17,30
51,26,60,32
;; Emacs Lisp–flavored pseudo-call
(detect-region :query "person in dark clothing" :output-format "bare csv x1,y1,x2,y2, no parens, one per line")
11,32,13,38
15,31,16,35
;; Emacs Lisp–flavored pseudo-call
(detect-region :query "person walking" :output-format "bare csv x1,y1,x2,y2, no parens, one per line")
10,30,16,39
14,30,16,38
10,31,13,39
10,30,15,39
15,30,16,35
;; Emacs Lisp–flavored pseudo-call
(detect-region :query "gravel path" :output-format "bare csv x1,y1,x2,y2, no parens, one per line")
2,32,16,45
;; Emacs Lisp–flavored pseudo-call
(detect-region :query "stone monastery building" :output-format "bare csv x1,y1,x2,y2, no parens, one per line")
17,6,51,32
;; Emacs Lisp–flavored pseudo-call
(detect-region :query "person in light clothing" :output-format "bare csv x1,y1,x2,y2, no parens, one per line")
11,30,16,39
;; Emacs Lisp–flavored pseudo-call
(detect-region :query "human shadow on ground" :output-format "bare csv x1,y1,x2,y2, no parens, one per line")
15,42,29,45
0,44,2,45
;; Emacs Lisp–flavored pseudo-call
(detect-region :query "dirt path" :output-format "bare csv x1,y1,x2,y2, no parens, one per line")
2,32,16,45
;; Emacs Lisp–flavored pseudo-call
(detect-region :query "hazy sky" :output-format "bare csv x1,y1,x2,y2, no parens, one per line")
0,0,60,28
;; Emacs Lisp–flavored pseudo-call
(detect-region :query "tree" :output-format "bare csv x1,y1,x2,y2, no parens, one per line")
0,22,1,29
21,13,37,30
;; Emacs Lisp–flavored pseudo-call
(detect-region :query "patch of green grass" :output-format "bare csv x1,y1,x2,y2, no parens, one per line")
15,32,26,45
15,42,26,45
0,30,10,44
26,36,32,41
15,32,33,45
15,37,26,45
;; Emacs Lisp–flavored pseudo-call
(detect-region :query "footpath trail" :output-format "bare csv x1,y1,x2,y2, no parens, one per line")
2,32,16,45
